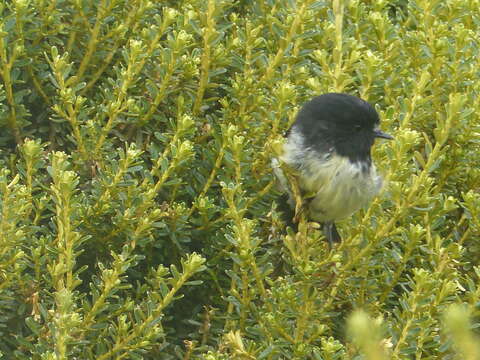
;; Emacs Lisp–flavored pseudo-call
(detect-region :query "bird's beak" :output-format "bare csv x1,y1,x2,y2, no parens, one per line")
373,129,393,140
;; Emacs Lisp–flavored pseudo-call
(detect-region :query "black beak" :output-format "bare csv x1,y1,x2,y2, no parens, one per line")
373,129,393,140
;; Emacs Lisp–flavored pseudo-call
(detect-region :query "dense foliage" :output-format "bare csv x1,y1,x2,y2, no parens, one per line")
0,0,479,358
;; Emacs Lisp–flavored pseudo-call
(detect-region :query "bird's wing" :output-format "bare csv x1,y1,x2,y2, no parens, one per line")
271,158,290,194
271,157,305,221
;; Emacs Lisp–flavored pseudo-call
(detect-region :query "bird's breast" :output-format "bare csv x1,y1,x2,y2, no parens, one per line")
276,129,383,222
297,152,383,222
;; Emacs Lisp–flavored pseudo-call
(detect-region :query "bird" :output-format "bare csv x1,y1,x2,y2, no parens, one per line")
272,93,393,245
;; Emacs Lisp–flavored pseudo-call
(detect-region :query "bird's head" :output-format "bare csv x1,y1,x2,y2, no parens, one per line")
293,93,392,163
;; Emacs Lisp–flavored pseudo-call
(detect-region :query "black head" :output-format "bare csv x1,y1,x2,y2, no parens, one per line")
291,93,392,163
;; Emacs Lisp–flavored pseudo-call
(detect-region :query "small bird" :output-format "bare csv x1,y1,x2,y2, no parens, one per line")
272,93,393,245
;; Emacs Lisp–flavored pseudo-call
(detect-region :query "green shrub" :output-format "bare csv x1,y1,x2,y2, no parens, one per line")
0,0,479,359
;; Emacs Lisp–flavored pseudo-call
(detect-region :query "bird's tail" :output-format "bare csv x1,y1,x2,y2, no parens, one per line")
276,193,298,232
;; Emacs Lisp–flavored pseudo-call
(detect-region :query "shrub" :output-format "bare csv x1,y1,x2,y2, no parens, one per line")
0,0,479,359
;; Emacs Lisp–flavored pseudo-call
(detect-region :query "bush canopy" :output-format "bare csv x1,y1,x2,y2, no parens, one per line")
0,0,479,359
